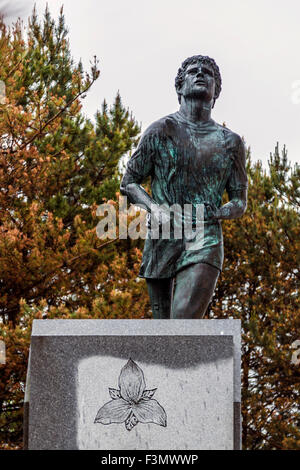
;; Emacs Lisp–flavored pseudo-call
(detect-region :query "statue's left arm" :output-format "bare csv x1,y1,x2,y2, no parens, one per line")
213,135,248,220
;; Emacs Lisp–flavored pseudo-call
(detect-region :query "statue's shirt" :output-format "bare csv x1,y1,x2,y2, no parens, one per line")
121,112,248,278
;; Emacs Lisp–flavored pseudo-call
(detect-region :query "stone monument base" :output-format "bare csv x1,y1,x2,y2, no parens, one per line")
24,319,241,450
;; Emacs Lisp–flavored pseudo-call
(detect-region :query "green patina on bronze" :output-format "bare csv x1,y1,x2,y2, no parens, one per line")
121,111,247,278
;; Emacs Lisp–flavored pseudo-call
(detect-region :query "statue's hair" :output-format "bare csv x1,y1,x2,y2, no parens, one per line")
175,55,222,104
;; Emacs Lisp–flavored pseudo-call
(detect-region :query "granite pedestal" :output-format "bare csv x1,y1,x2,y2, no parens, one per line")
24,319,241,450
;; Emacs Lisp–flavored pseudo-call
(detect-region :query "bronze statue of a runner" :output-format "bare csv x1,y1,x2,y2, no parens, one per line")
121,55,248,319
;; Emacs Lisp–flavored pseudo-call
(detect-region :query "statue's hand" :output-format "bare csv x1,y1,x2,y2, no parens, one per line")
204,202,220,221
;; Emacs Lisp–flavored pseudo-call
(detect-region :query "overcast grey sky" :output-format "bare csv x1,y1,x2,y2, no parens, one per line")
3,0,300,166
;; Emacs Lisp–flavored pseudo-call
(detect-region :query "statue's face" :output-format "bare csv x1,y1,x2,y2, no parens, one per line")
180,61,216,103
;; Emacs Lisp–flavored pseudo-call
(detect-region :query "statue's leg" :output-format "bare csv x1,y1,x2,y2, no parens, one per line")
171,263,220,319
146,277,173,319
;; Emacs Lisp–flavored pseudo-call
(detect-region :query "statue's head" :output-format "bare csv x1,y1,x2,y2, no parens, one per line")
175,55,222,107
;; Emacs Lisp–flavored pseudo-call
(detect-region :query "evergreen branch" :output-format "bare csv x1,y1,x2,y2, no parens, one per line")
2,77,97,155
5,57,25,80
17,238,119,300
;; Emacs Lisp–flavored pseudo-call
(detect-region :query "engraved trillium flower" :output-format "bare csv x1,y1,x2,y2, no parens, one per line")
94,358,167,431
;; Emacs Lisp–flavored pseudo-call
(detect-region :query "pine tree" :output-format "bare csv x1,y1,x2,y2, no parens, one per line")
211,145,300,449
0,7,141,448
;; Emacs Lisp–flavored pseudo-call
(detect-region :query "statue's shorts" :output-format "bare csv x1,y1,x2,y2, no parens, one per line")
139,220,224,279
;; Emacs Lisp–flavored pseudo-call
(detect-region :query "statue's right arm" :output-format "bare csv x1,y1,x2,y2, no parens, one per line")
120,128,158,213
120,126,171,225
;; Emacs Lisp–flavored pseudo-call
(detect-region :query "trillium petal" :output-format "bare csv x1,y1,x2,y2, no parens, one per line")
132,399,167,427
118,359,145,403
125,412,138,431
94,398,131,424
